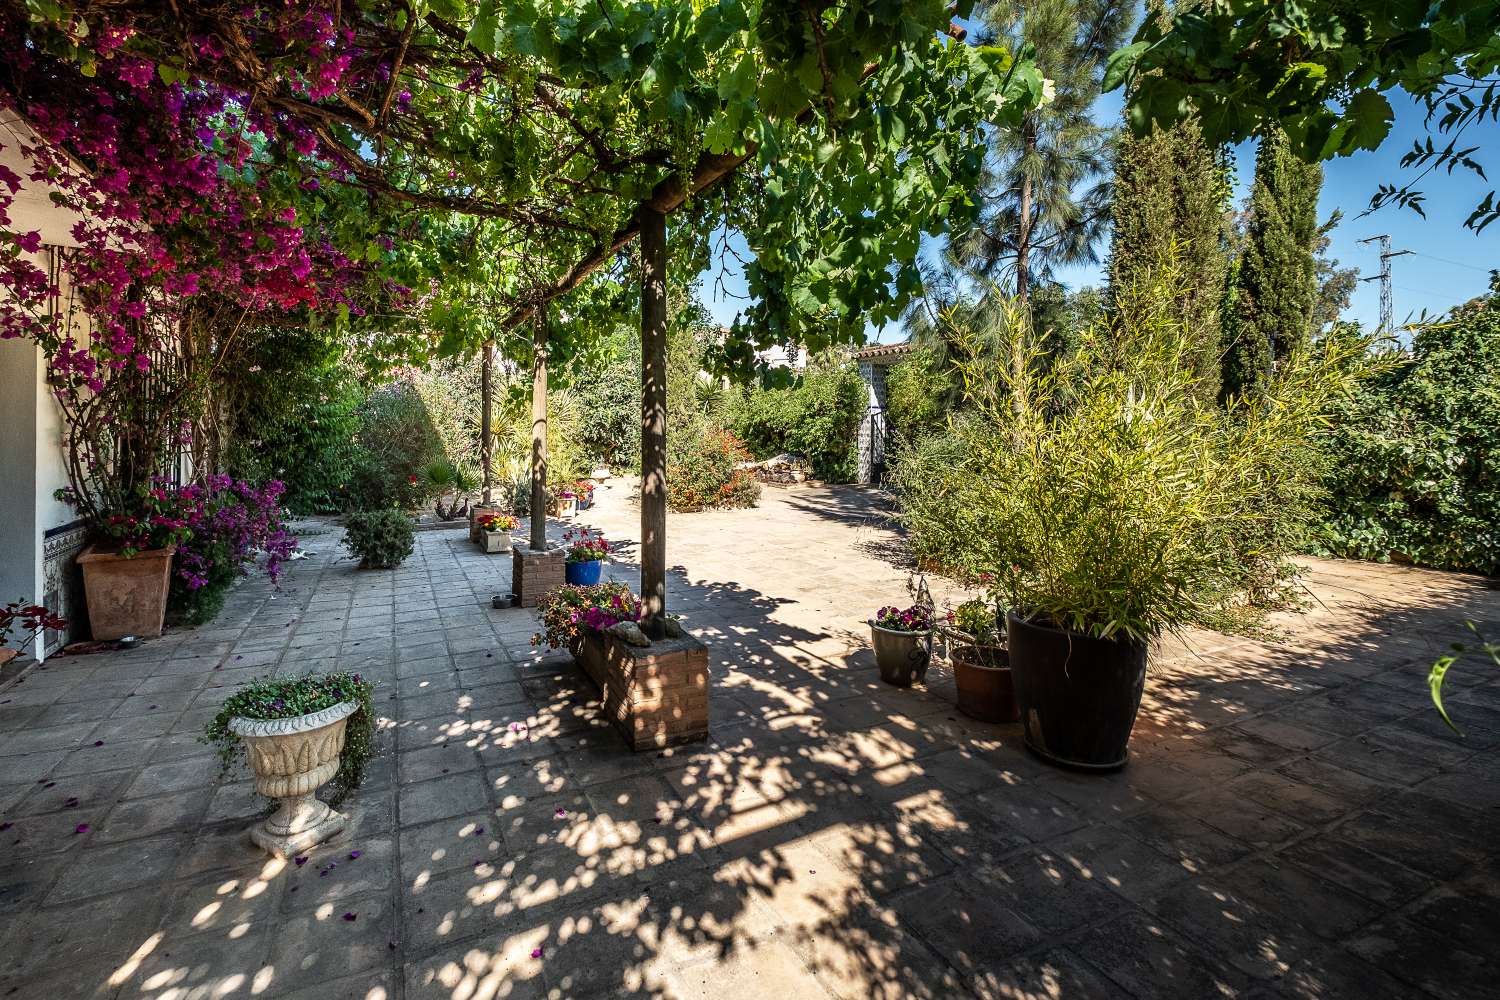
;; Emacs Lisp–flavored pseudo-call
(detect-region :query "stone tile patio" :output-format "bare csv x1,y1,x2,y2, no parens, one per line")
0,479,1497,999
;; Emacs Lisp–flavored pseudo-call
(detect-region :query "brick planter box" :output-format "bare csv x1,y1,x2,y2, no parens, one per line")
575,629,709,751
511,542,565,608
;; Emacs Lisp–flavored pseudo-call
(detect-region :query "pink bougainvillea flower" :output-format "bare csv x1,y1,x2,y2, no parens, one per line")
342,912,357,922
348,850,361,860
294,856,308,866
530,947,544,959
74,824,89,834
472,825,485,835
554,808,567,819
92,740,104,747
0,822,11,831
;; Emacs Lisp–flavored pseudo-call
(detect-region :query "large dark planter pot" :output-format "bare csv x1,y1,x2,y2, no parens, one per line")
952,644,1018,723
1006,611,1148,771
565,559,603,586
869,623,931,687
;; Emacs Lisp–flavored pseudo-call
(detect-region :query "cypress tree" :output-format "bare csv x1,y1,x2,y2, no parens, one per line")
1105,115,1231,398
1222,127,1322,398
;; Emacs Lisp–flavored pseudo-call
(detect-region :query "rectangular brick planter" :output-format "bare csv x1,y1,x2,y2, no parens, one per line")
511,542,565,608
575,629,709,751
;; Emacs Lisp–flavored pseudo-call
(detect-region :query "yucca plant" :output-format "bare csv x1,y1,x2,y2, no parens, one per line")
895,267,1372,644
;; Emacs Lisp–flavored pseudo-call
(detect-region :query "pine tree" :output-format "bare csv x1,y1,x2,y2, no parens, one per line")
949,0,1132,311
1222,127,1323,398
1105,115,1232,398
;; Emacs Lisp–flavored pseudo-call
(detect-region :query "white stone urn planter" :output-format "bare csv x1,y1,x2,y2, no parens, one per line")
230,701,358,858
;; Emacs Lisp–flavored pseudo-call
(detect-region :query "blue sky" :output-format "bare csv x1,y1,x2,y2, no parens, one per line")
698,89,1500,344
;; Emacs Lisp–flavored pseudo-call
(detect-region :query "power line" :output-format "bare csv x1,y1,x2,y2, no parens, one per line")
1404,250,1494,274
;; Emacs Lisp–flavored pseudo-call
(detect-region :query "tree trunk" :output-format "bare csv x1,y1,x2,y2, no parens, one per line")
530,312,548,552
639,207,668,638
1015,115,1036,313
480,339,493,505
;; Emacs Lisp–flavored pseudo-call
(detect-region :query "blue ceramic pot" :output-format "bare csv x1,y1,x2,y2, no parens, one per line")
565,559,603,586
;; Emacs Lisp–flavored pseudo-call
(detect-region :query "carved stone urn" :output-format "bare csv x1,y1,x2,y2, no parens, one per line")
230,701,358,858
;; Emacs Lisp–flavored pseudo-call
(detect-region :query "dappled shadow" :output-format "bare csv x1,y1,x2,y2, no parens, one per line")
778,485,899,533
1,524,1498,999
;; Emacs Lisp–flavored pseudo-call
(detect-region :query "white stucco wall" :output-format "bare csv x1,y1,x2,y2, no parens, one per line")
0,336,43,637
1,115,89,658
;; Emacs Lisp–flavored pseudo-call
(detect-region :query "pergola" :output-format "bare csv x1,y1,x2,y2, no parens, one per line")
4,1,1014,640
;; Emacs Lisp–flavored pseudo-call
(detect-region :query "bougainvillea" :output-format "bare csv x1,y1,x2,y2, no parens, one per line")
0,12,379,393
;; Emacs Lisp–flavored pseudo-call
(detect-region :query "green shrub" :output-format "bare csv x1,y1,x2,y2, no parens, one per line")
348,381,446,510
726,354,864,480
885,347,952,439
892,275,1366,641
203,671,377,805
223,326,364,515
667,429,761,512
570,333,642,471
1314,301,1500,575
343,510,415,569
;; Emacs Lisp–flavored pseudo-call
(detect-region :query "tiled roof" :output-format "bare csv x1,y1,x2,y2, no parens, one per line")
853,341,912,361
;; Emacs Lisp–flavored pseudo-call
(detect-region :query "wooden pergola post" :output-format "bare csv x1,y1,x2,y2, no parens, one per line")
639,207,668,638
480,338,494,505
530,308,549,552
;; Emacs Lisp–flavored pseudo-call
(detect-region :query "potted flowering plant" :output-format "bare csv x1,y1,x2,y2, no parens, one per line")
563,527,610,586
556,488,579,517
475,512,519,554
573,480,596,510
203,671,376,858
947,599,1016,723
532,582,642,655
0,600,67,666
74,484,195,640
868,603,933,687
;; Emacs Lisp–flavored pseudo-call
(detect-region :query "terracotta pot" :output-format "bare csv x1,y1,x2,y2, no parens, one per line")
952,644,1018,723
77,544,175,640
479,529,513,554
869,623,931,687
229,701,358,858
469,504,506,543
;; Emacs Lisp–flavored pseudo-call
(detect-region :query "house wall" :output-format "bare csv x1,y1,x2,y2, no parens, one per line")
0,337,42,629
2,117,90,658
